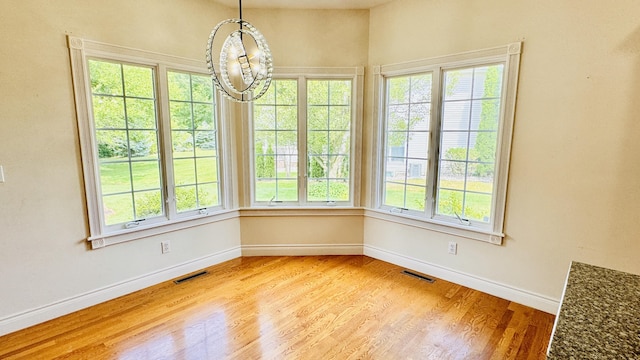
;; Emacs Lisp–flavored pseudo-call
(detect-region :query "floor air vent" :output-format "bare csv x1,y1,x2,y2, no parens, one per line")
402,270,435,283
174,271,208,284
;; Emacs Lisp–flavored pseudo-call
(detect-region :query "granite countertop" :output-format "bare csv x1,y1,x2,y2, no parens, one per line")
547,261,640,359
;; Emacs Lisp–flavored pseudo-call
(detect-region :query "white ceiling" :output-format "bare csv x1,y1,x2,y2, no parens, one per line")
213,0,396,10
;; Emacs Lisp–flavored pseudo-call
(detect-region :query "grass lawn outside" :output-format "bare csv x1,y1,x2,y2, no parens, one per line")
99,150,219,225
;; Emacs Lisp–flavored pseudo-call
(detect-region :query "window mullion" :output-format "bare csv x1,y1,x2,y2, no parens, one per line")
156,64,176,220
426,67,443,218
298,76,308,205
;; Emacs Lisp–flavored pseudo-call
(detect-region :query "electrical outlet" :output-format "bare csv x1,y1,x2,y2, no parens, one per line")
161,240,171,254
448,241,457,255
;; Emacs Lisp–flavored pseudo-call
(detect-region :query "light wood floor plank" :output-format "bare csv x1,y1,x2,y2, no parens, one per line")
0,256,555,359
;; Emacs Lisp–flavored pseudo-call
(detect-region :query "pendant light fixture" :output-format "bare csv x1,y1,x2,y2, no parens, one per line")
206,0,273,102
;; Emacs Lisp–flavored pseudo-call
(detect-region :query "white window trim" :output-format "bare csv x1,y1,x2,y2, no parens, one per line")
242,66,364,208
371,42,522,244
68,36,234,248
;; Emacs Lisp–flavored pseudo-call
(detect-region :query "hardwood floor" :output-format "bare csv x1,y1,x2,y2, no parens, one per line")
0,256,555,359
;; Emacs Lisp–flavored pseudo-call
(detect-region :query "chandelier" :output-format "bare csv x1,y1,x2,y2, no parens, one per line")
206,0,273,102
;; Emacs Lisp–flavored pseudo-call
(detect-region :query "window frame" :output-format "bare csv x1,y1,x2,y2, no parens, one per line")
245,67,364,208
371,43,522,244
68,36,233,249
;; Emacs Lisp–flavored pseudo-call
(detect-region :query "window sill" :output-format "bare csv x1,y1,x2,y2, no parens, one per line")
88,210,240,249
240,207,364,217
364,209,504,245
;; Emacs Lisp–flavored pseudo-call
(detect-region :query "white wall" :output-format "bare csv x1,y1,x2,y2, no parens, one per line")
364,0,640,310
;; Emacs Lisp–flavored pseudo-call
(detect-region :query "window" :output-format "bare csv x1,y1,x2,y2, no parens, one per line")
250,68,363,206
375,43,521,240
69,37,228,247
167,71,221,214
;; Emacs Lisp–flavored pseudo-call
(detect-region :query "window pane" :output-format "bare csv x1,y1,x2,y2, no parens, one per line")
191,74,214,103
437,189,463,217
168,70,221,212
128,130,158,158
252,80,299,203
407,132,428,159
410,74,432,103
307,81,329,105
134,190,162,219
472,65,504,99
384,182,406,209
437,64,504,223
196,158,217,182
307,179,328,201
126,99,156,129
99,162,131,194
254,106,276,130
329,80,351,105
168,72,191,101
172,131,195,157
195,131,217,156
464,193,492,222
93,96,125,129
329,131,350,155
329,106,350,130
176,186,198,212
131,161,161,191
174,158,196,185
442,101,471,131
438,160,466,191
255,80,275,104
406,159,427,183
123,65,154,98
307,79,352,202
193,103,214,130
170,102,193,130
308,155,328,179
308,131,329,157
88,60,164,226
388,77,410,104
387,104,409,131
88,60,123,95
277,107,297,130
103,193,134,226
383,73,432,210
410,103,430,130
443,68,473,101
327,180,349,201
308,106,328,130
328,155,349,178
198,183,219,208
255,155,276,180
276,80,297,105
96,130,127,159
276,179,298,201
405,184,426,211
255,180,276,202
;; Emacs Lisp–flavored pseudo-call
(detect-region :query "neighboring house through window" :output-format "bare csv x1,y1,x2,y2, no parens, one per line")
374,43,522,242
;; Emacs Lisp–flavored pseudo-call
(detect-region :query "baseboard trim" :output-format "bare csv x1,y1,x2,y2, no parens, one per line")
0,246,241,337
363,244,559,314
242,243,364,256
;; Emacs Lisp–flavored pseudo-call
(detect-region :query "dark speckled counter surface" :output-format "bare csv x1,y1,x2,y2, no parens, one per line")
547,261,640,359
